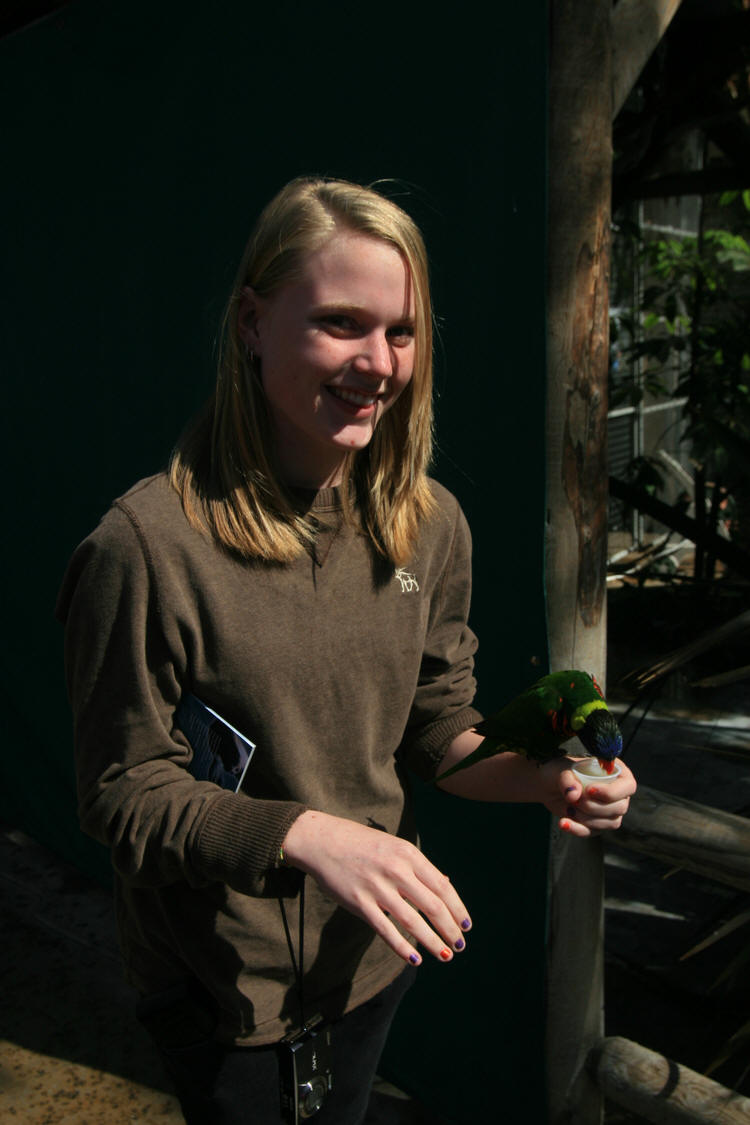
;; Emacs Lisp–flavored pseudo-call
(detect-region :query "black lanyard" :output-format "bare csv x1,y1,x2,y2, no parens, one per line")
279,877,308,1031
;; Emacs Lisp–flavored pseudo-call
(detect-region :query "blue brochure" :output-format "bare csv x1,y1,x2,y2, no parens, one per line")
175,693,256,793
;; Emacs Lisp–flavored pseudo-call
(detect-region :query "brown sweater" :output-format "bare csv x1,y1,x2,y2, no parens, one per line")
56,474,482,1044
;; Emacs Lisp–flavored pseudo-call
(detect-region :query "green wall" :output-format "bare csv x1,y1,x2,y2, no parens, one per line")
2,3,549,1120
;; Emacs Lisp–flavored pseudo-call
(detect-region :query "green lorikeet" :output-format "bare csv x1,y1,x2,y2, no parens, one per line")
435,670,623,782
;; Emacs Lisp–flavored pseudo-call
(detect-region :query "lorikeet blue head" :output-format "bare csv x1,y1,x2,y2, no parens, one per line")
575,708,623,772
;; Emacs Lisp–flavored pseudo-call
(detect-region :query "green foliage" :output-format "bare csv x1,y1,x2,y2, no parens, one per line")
610,200,750,556
719,188,750,212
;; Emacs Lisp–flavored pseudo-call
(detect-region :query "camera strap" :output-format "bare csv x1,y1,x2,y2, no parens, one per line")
279,877,308,1032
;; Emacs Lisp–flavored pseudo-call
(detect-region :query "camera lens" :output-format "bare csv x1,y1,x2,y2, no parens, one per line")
299,1076,327,1117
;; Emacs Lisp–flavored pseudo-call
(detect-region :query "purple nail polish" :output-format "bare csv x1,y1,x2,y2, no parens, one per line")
454,937,465,951
565,785,576,794
409,952,420,965
461,918,471,931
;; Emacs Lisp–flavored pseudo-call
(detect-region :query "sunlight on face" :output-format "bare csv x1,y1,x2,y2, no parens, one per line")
239,232,415,488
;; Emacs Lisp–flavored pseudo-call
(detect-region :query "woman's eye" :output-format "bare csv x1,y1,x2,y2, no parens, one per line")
387,325,415,346
319,314,358,332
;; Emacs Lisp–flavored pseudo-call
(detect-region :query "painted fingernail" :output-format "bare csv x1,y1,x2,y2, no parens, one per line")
461,918,472,931
409,952,421,965
439,948,452,961
565,785,576,794
454,937,465,951
560,819,573,832
588,787,600,798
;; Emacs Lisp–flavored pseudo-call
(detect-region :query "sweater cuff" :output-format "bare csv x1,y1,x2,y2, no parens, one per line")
193,791,309,896
402,705,484,781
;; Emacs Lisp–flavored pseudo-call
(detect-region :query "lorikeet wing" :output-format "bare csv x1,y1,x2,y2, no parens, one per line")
473,678,577,758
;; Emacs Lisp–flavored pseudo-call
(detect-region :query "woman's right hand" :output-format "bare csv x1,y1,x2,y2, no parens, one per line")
281,810,471,966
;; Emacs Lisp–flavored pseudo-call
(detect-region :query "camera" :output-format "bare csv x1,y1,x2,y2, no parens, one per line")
279,1015,334,1122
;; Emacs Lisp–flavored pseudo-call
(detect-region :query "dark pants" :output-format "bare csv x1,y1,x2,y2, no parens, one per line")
137,968,415,1125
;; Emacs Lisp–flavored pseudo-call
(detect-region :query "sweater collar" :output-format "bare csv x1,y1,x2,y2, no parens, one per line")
290,485,343,515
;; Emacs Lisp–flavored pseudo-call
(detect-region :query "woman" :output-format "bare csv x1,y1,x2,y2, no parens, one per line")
58,176,635,1124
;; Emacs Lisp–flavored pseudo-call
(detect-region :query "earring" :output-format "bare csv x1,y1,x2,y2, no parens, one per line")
246,347,262,382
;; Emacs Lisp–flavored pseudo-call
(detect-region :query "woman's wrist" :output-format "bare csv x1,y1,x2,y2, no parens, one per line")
280,808,330,871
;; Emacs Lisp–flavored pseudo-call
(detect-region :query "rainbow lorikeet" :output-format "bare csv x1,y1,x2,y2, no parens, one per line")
435,670,623,782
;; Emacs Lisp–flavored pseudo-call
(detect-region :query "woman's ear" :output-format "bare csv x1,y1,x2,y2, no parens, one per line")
237,286,265,354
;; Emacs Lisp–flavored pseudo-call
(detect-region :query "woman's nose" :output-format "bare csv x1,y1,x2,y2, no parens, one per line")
353,332,393,378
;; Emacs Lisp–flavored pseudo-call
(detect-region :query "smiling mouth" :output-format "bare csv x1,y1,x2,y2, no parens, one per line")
326,386,380,408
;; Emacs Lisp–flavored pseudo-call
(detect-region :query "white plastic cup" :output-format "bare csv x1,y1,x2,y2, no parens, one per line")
570,757,622,785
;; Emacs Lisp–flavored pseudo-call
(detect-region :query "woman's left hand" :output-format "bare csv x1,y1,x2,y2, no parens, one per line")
539,758,637,837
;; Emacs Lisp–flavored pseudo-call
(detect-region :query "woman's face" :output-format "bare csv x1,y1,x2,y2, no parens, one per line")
239,231,416,488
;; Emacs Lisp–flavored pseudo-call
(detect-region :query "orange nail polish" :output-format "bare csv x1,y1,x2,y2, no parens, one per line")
561,819,572,832
440,948,451,961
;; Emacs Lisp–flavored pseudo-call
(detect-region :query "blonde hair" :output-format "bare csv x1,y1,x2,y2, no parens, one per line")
169,176,436,565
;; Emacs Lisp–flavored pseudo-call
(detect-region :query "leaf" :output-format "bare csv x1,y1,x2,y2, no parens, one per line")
705,229,750,271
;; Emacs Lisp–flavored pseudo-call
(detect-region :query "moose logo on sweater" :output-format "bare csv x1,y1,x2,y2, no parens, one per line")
394,568,419,593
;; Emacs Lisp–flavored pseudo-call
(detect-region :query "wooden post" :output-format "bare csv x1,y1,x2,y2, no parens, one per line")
546,0,612,677
545,2,709,1121
589,1036,750,1124
546,0,612,1121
